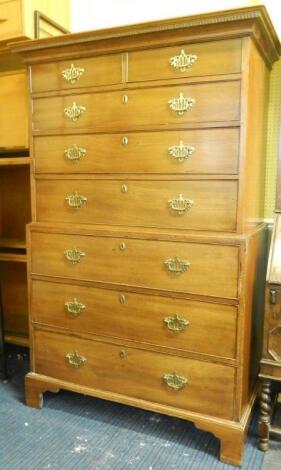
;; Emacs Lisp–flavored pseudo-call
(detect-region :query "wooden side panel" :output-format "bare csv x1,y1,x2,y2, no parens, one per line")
236,226,267,417
239,38,269,230
0,70,28,149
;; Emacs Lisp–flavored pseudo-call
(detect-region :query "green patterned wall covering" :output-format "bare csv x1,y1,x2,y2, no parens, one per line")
264,58,281,219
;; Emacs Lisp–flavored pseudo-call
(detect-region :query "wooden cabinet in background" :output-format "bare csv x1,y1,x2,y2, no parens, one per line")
0,1,70,347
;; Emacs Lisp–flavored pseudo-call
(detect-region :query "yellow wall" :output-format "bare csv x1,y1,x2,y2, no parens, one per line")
264,58,281,218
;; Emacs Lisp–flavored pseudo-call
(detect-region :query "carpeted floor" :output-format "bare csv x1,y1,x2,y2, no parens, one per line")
0,346,266,470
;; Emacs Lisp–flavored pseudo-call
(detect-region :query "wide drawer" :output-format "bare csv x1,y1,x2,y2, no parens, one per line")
0,0,22,41
33,128,240,175
34,329,235,419
31,54,122,93
32,81,240,133
128,39,241,82
35,179,238,232
31,279,237,359
30,231,239,299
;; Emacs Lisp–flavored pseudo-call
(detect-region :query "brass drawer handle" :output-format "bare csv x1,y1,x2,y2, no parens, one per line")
64,298,86,317
65,351,87,368
121,184,128,193
122,136,129,145
164,256,190,274
66,191,87,209
168,93,195,115
119,294,126,304
169,50,197,72
168,141,195,162
122,95,129,104
163,372,188,391
168,194,194,215
61,63,85,83
64,248,85,264
64,102,86,121
164,314,189,333
119,242,126,251
119,350,126,359
64,145,87,161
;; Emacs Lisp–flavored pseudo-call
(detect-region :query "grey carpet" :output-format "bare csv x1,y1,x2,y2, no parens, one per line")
0,346,265,470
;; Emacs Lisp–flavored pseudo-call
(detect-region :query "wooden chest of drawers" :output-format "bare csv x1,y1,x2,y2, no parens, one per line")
13,6,280,466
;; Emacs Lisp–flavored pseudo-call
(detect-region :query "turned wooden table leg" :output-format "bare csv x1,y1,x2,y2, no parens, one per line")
258,379,272,451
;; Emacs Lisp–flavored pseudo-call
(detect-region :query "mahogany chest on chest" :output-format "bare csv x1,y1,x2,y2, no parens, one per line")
13,6,280,465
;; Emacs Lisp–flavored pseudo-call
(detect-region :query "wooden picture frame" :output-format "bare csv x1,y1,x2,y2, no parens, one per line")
34,10,69,39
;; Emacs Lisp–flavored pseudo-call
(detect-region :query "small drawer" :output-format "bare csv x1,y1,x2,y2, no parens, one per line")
31,54,122,93
33,128,240,175
0,0,22,41
34,329,235,419
30,231,239,299
35,178,238,232
32,81,240,133
128,39,242,82
31,279,238,359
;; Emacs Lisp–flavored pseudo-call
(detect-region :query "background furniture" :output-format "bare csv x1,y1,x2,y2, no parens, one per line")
258,157,281,448
14,6,280,466
0,0,70,348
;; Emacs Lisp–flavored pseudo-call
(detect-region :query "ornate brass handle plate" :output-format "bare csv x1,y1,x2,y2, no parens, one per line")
164,256,190,274
164,314,189,333
169,50,197,72
64,145,86,161
168,93,195,115
168,141,195,162
64,102,86,121
65,191,87,209
64,298,86,317
163,371,188,390
65,351,87,368
61,64,85,84
64,248,85,264
168,194,194,215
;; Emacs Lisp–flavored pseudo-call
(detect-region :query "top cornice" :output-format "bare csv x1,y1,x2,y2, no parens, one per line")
9,6,281,67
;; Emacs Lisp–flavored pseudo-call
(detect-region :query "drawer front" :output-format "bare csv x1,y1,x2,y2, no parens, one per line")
36,179,238,232
33,128,239,175
0,0,22,41
31,55,122,93
34,330,235,419
32,279,237,359
32,81,240,132
30,232,239,299
128,39,241,82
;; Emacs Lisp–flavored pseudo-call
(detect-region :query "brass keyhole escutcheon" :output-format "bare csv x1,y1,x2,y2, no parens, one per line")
119,350,126,359
119,294,126,304
119,242,126,251
121,184,128,193
122,95,128,104
122,136,129,145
